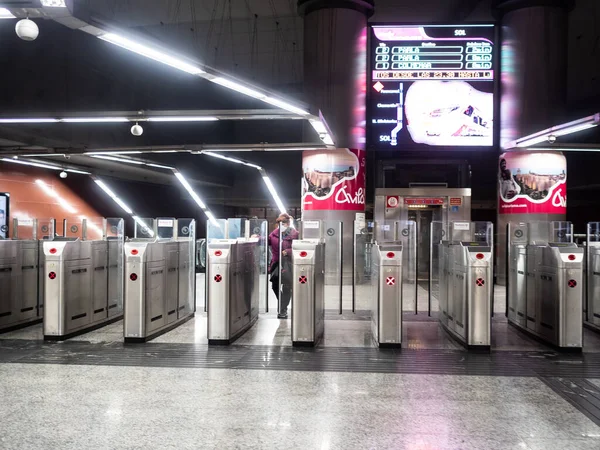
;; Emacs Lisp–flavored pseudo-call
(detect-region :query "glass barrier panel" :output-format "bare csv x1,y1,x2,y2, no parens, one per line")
429,221,445,315
276,220,300,316
300,220,324,241
83,216,105,241
63,218,84,239
227,218,244,239
179,219,196,315
207,219,227,241
134,217,156,239
395,221,417,313
372,221,396,243
12,218,36,240
550,221,573,243
354,220,374,315
106,218,125,315
37,218,56,241
322,220,343,314
249,219,270,313
588,222,600,243
156,217,176,240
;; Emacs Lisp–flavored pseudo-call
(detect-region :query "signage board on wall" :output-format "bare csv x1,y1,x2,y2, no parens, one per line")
498,152,567,215
404,198,444,205
0,193,9,239
368,24,495,149
302,149,366,211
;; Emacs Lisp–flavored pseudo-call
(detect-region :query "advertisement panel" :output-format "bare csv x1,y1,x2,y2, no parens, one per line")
368,24,495,149
302,149,366,211
498,152,566,215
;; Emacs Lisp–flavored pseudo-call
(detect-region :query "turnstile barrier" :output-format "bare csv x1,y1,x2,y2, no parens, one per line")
507,221,583,350
206,238,261,344
586,222,600,332
291,240,325,346
371,243,403,347
0,218,54,332
43,218,124,340
124,218,196,342
438,221,493,350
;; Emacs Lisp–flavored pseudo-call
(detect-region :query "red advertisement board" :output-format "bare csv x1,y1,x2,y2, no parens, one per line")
498,152,566,215
302,149,366,211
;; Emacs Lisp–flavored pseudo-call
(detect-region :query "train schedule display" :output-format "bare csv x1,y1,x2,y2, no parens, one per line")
368,24,495,148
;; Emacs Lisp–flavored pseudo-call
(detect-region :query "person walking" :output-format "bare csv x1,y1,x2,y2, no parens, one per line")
268,213,299,319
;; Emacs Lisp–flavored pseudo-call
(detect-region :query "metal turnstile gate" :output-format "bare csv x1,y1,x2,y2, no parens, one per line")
371,243,403,347
43,218,124,340
291,240,325,346
507,221,583,350
207,239,260,345
438,221,493,350
124,218,196,342
0,218,54,332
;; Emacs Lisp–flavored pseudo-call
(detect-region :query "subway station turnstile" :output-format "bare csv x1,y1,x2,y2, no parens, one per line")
586,222,600,333
207,239,260,345
371,243,403,347
43,218,124,340
291,240,325,346
436,222,493,351
124,218,196,343
0,218,54,333
507,221,583,350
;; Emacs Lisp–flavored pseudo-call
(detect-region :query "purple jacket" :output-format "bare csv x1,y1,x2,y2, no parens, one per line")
268,227,299,272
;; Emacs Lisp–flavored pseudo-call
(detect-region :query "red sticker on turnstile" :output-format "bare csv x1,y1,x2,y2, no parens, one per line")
476,278,485,287
131,249,138,255
476,253,485,260
130,273,138,281
386,277,395,286
386,252,395,259
49,248,57,254
215,250,222,257
48,272,56,280
299,275,307,284
214,274,222,283
299,251,308,258
568,254,576,261
568,279,577,288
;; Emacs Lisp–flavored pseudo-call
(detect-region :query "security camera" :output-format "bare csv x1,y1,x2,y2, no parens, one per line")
131,123,144,136
547,134,557,144
15,19,39,41
59,171,68,179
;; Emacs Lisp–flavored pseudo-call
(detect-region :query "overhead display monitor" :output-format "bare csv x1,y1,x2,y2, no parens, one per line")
369,24,495,149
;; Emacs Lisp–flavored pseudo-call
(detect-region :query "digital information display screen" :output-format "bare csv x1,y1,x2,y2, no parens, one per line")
369,24,495,148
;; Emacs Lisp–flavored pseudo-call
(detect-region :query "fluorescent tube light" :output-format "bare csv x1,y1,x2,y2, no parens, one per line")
91,155,145,165
41,0,66,6
205,211,220,228
211,77,266,99
145,163,175,170
94,179,133,214
65,169,92,175
147,116,218,122
202,151,262,170
262,176,287,214
309,120,328,134
512,113,599,148
0,118,59,123
35,179,77,214
174,172,206,209
1,158,61,170
99,33,205,76
0,8,16,19
322,134,335,146
85,151,143,155
262,97,309,116
62,117,129,123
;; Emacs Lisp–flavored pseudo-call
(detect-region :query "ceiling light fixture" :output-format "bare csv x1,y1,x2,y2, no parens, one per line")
62,117,129,123
0,8,16,19
211,77,266,99
261,176,287,214
93,179,134,214
0,157,91,174
262,96,309,116
0,118,59,123
99,33,205,76
90,155,145,165
508,113,600,148
40,0,66,7
147,116,219,122
173,171,220,226
201,151,262,170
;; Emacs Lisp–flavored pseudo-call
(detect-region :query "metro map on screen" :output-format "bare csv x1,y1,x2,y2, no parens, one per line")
369,24,495,148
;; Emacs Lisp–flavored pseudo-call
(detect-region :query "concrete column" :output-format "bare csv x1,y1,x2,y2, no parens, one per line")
298,0,373,284
494,0,571,284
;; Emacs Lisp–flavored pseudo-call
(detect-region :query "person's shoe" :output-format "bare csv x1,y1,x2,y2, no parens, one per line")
277,312,288,319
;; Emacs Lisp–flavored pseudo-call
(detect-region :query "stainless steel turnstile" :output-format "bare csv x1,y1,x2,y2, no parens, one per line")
585,222,600,333
43,218,124,340
206,239,260,344
0,218,53,332
371,243,403,347
507,221,583,350
438,221,493,350
291,240,325,346
123,218,196,342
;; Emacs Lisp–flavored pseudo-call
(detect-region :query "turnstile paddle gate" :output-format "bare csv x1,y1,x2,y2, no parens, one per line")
585,222,600,333
438,229,493,350
43,218,124,340
507,221,583,350
371,243,403,347
291,240,325,346
0,218,54,333
123,218,196,342
206,239,260,344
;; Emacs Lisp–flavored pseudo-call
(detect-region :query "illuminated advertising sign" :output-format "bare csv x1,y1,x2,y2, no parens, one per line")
498,152,566,215
302,149,366,211
368,24,495,149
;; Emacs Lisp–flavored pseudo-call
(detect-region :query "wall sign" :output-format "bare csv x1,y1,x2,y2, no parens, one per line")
404,198,444,205
369,24,495,149
449,197,462,206
386,196,400,208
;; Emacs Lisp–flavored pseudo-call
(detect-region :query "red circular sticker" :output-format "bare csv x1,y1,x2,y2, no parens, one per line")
214,274,222,282
130,273,138,281
568,254,576,261
131,249,139,255
568,279,577,288
299,251,308,258
215,250,222,257
476,253,485,260
48,272,56,280
49,248,57,254
387,252,395,259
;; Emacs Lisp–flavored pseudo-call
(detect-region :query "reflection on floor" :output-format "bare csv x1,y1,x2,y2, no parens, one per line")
3,274,600,352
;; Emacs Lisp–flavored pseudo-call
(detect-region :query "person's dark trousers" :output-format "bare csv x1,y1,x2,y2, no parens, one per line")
271,276,291,317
